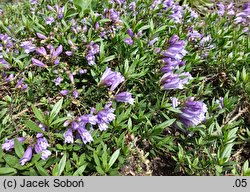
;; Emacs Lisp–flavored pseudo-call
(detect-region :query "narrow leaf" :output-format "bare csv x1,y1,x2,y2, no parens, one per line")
49,98,63,123
32,106,44,123
108,148,120,169
0,168,17,175
25,120,43,132
57,153,67,176
14,139,24,158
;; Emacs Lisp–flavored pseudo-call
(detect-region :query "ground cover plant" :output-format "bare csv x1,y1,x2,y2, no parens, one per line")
0,0,250,176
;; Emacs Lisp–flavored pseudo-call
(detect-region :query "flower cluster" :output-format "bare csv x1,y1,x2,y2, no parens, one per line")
99,67,125,91
2,130,51,165
2,137,26,151
217,3,235,16
33,44,63,66
160,35,192,90
160,71,192,90
179,97,207,128
124,28,142,45
20,40,36,54
47,4,64,19
0,33,15,69
16,78,28,91
150,0,184,23
85,41,100,65
234,2,250,32
63,102,116,144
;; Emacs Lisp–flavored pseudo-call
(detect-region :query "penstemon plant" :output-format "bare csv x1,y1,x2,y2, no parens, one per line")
0,0,249,176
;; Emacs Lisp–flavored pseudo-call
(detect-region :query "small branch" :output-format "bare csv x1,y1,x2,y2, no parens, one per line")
12,103,44,120
223,107,248,126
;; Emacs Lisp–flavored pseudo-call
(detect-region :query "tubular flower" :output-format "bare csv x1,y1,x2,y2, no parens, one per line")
20,146,33,165
160,71,192,90
99,68,125,91
179,97,207,128
114,92,134,105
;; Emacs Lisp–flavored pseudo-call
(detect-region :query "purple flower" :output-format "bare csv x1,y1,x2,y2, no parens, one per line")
34,137,49,154
95,22,100,30
217,3,225,15
60,90,69,96
64,128,74,143
169,5,184,23
71,121,79,130
2,137,26,151
5,74,14,82
215,97,224,109
73,90,79,98
36,33,47,40
160,72,192,90
0,59,10,69
242,2,250,14
79,69,87,74
235,3,250,24
107,9,121,23
99,68,125,91
31,58,47,68
227,3,235,16
124,38,133,45
170,97,180,108
36,47,47,56
162,36,187,60
160,58,185,72
127,29,134,37
110,0,125,5
77,127,93,144
20,41,36,54
52,45,63,59
179,97,207,128
36,123,46,138
85,42,99,65
68,73,74,84
45,17,55,25
187,29,202,41
65,51,73,56
54,76,63,86
115,92,134,104
30,0,37,4
129,2,136,11
149,37,158,46
41,150,51,160
16,78,28,90
96,104,116,131
20,146,33,165
55,5,64,19
21,84,28,91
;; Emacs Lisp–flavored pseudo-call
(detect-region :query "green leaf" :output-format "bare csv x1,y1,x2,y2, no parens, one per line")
49,98,63,123
32,105,44,123
0,168,17,176
0,146,3,160
25,120,43,132
73,164,88,176
96,166,105,175
73,0,92,13
35,163,50,176
219,143,233,165
154,119,176,130
50,117,71,126
4,154,20,167
108,148,120,169
93,152,101,167
14,139,24,158
101,55,116,64
57,153,67,176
